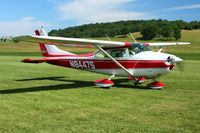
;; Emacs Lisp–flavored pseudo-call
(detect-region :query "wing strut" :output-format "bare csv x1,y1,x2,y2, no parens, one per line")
96,46,133,77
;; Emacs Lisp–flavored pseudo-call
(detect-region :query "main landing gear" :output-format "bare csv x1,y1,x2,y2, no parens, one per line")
147,80,165,90
94,75,115,88
130,77,165,89
129,77,146,86
95,75,165,89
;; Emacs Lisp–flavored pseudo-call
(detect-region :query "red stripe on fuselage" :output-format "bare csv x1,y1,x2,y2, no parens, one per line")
46,59,172,69
45,53,94,57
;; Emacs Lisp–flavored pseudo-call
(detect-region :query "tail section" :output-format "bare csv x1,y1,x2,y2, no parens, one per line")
35,27,76,57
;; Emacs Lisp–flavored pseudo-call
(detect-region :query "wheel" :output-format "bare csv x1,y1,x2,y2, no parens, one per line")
95,79,114,88
147,81,165,90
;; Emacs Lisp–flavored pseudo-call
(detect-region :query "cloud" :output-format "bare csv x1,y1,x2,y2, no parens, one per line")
165,4,200,11
0,17,50,37
54,0,150,24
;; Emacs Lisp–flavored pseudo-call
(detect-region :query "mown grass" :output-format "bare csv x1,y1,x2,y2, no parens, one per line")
0,56,200,133
0,30,200,132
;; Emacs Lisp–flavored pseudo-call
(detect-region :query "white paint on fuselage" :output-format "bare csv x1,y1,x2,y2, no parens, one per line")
88,68,170,78
130,51,173,61
52,51,179,79
88,51,173,78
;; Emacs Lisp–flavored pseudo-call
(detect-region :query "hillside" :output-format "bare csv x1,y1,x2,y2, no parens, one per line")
48,20,200,39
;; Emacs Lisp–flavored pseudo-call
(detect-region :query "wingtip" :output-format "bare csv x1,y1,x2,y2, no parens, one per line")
178,42,191,45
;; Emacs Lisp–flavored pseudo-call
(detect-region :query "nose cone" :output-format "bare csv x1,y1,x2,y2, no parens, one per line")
164,53,183,64
173,56,183,63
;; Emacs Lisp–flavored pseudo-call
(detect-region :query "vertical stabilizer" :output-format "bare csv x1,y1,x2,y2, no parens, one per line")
35,27,76,57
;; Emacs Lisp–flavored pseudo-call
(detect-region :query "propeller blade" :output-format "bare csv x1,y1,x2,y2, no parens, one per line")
176,62,184,72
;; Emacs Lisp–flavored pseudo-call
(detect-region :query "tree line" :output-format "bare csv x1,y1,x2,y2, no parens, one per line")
48,19,200,40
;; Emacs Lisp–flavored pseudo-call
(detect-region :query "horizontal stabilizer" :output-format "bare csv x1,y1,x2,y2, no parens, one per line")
22,58,45,63
22,56,71,63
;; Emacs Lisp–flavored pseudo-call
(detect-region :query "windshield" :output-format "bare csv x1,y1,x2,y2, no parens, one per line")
129,43,151,55
94,49,126,59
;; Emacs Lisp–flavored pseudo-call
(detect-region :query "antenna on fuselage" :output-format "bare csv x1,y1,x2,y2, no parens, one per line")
105,34,111,41
129,32,137,43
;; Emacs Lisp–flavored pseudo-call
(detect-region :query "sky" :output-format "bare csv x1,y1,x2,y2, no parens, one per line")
0,0,199,37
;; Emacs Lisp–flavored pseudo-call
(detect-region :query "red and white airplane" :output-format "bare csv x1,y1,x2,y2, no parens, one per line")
13,28,190,89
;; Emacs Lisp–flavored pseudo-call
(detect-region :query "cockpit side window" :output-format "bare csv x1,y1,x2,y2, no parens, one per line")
95,51,107,59
129,43,151,55
129,48,135,56
110,49,126,58
94,49,127,59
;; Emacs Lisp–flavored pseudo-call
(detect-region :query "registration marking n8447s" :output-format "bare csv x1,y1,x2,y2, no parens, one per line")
69,60,95,69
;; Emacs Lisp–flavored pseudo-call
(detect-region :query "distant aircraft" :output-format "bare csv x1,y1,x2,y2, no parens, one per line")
13,27,190,89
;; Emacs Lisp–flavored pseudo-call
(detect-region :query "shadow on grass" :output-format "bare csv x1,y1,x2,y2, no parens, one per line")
0,77,149,94
113,78,149,90
15,76,67,82
0,77,93,94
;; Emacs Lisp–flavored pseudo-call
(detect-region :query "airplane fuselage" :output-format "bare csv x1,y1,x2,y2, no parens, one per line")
45,51,179,79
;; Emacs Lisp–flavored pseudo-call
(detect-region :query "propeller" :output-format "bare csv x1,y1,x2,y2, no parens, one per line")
176,61,184,72
167,56,184,72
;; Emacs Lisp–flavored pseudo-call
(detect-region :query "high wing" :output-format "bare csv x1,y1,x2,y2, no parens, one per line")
13,35,190,48
145,42,190,46
13,35,129,48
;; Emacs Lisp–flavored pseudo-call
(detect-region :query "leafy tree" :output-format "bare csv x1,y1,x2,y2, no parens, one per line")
190,21,200,29
107,30,117,37
120,27,129,35
48,19,200,38
48,30,58,36
160,26,173,39
141,24,158,40
185,24,192,30
173,26,181,40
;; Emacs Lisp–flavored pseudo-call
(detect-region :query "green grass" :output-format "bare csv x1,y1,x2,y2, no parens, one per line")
0,30,200,133
0,56,200,133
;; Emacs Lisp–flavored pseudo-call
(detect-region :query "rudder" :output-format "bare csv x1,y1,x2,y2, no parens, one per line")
35,27,76,57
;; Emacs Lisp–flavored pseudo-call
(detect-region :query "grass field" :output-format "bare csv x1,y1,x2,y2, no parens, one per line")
0,30,200,133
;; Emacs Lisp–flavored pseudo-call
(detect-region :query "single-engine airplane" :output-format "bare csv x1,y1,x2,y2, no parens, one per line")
13,27,190,89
